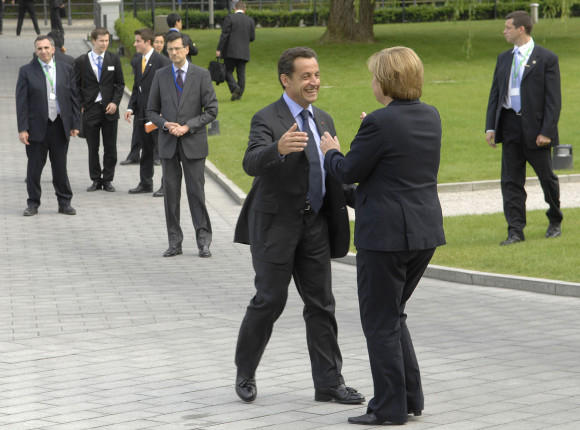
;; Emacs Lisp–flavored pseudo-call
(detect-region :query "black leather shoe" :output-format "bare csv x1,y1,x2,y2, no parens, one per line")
23,206,38,216
315,384,365,404
163,244,182,257
231,86,241,101
235,371,257,403
408,409,422,416
545,223,561,238
500,234,524,246
102,181,116,192
87,180,102,192
129,185,153,194
120,158,139,165
153,188,164,197
58,205,76,215
348,413,405,425
199,245,212,258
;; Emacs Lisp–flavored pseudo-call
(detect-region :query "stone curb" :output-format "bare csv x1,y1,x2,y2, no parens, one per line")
437,173,580,192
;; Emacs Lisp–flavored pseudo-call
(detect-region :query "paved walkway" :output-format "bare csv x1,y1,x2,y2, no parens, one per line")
1,22,580,430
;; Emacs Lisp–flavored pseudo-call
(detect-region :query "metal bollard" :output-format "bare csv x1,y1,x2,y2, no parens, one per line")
530,3,539,23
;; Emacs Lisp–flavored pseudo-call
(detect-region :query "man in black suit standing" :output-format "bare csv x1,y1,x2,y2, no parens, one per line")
16,0,40,36
16,35,80,216
49,0,64,34
486,11,562,246
75,27,125,193
125,28,171,195
216,1,255,101
232,47,364,406
147,32,218,258
163,13,198,61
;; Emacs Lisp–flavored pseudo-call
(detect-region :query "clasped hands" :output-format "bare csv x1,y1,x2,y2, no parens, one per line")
165,122,190,137
277,123,341,156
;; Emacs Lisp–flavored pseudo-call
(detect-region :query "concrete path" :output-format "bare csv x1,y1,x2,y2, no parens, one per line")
1,21,580,430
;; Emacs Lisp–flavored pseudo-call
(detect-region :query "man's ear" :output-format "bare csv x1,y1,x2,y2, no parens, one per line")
280,74,289,88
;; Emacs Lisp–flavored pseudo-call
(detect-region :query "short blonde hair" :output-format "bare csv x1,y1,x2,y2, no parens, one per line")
367,46,423,100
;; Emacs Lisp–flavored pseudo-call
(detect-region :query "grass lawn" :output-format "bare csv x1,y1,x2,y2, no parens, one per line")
121,19,580,283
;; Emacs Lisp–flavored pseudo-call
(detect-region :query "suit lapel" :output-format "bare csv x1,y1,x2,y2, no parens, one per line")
275,98,296,131
522,46,539,82
166,66,179,108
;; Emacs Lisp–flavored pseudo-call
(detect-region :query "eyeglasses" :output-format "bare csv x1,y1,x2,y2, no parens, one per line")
167,47,185,53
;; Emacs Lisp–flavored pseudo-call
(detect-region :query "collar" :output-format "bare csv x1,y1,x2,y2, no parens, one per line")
92,49,105,58
173,61,189,75
169,28,179,32
283,92,313,119
143,48,154,62
39,57,55,68
513,38,534,55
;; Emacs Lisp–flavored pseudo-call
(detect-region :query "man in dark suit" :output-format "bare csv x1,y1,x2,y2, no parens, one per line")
147,31,218,258
125,28,171,194
163,13,198,61
49,0,64,34
16,35,80,216
16,0,40,36
232,47,363,405
75,27,125,192
215,1,255,101
486,11,562,246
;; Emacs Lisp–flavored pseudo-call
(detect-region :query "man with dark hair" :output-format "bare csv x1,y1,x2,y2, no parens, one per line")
125,28,171,195
147,31,218,258
216,1,255,101
485,10,563,245
47,30,74,66
75,27,125,193
232,46,363,405
16,0,41,36
16,35,80,216
163,13,198,61
49,0,64,34
153,33,166,53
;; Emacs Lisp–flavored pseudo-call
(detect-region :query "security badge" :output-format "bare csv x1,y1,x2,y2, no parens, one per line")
49,93,56,100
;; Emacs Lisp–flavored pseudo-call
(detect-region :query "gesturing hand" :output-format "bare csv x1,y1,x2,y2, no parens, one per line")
277,123,308,156
319,131,340,155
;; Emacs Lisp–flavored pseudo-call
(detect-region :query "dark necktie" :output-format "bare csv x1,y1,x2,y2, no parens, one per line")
176,69,184,104
300,109,323,213
96,55,102,81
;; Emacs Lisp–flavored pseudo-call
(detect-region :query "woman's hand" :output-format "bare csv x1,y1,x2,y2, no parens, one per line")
319,131,340,155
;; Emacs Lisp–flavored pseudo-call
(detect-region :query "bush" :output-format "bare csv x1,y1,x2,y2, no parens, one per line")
114,16,145,57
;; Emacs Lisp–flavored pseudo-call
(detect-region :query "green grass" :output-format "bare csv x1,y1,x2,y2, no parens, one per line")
121,20,580,283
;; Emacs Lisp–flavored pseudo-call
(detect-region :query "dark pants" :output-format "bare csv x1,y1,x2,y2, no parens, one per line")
235,211,345,389
25,117,72,208
161,141,211,249
83,103,118,182
134,116,157,188
224,58,247,96
16,1,40,35
126,119,142,162
499,109,562,238
357,248,435,424
50,7,64,33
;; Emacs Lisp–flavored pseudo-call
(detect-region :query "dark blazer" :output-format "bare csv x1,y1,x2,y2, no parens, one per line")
128,50,171,119
216,11,255,61
324,99,445,252
55,51,75,67
234,97,353,263
485,44,561,149
162,29,199,59
74,50,125,120
147,62,218,160
16,58,80,143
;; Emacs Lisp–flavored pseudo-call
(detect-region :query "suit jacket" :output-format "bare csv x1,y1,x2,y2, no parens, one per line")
128,50,171,120
485,44,561,149
162,30,199,60
16,57,80,143
147,62,218,160
325,99,445,252
55,51,75,67
74,50,125,120
216,11,255,61
234,97,354,264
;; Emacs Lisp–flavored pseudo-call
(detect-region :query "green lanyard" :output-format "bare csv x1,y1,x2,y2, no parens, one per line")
39,59,56,93
512,44,533,83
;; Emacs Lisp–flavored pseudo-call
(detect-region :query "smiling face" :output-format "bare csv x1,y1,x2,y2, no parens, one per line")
133,34,150,55
35,38,55,64
280,57,320,109
153,36,165,53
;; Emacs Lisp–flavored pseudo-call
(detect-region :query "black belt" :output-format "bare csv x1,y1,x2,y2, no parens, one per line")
503,107,522,116
48,115,61,123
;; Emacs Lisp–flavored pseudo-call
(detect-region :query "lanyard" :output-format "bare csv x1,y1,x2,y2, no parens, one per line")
172,65,184,93
512,45,533,82
91,52,103,75
39,59,55,92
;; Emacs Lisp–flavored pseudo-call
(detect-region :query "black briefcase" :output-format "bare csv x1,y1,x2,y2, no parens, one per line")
208,57,226,85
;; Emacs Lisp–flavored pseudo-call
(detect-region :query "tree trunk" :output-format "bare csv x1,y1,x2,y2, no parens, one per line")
320,0,375,43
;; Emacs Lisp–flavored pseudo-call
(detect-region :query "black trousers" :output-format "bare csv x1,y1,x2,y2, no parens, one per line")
235,211,345,389
499,109,562,238
224,58,247,96
83,103,118,182
50,7,64,33
357,248,435,424
16,1,40,35
161,141,211,248
134,116,157,188
26,117,72,208
126,119,142,162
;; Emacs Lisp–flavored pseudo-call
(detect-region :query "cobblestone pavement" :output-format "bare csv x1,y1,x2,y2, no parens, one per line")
1,21,580,430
